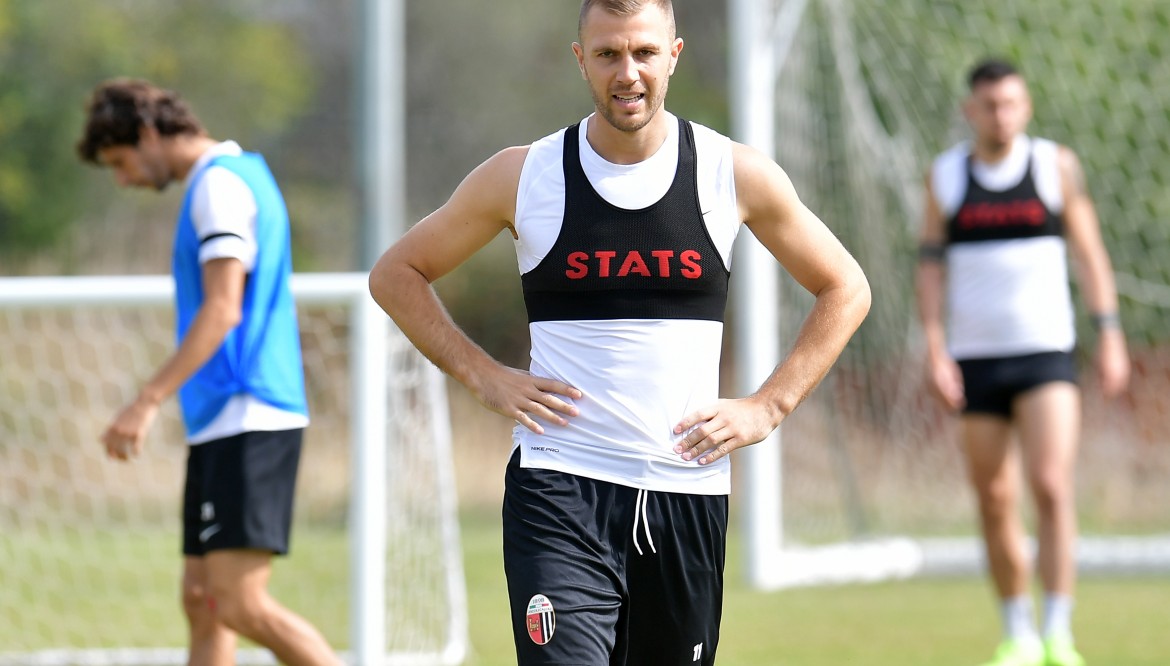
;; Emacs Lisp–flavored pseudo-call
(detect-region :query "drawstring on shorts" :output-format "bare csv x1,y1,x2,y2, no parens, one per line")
632,489,657,555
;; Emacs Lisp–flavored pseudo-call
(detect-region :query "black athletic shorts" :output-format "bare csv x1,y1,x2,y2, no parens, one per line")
958,351,1078,417
502,449,728,666
182,428,304,557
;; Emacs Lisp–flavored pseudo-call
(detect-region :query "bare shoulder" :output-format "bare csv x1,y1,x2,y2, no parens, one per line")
377,144,533,283
1055,142,1081,167
468,145,531,193
1053,143,1088,195
490,144,531,171
443,144,532,222
729,141,799,221
730,140,788,184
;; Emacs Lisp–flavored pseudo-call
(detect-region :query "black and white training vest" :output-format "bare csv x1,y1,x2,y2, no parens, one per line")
511,113,741,494
931,135,1075,360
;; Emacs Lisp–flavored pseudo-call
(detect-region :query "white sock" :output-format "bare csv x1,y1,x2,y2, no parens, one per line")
1001,595,1040,643
1042,594,1075,642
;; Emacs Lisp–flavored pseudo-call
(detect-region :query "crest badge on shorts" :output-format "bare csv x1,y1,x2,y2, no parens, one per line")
525,594,555,645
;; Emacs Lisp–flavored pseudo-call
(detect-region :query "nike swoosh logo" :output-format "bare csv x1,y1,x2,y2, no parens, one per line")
199,524,222,543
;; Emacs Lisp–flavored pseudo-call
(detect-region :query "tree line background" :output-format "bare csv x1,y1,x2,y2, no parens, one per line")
0,0,726,368
4,1,1168,359
1,0,1168,555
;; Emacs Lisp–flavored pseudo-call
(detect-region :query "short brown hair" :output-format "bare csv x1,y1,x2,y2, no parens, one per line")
967,58,1021,91
77,78,204,163
578,0,675,40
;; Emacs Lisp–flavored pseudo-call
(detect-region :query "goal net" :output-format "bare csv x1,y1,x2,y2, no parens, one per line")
737,0,1170,587
0,274,467,665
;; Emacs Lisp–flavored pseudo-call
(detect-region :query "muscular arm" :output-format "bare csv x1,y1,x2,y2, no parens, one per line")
1059,146,1130,396
368,147,581,433
916,172,965,410
675,142,871,464
101,258,246,459
732,143,872,420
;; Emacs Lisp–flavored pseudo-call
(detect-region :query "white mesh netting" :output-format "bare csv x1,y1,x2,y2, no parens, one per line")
764,0,1170,567
0,278,465,664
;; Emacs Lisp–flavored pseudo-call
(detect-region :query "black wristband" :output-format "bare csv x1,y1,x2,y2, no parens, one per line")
1090,312,1121,331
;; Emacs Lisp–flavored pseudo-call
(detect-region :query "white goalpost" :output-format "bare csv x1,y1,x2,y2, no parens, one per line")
731,0,1170,590
731,0,923,591
0,273,468,666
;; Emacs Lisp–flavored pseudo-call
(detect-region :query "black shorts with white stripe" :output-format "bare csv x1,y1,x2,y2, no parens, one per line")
502,449,728,666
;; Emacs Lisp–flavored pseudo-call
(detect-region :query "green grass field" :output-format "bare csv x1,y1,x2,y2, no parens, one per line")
2,514,1167,665
457,514,1170,666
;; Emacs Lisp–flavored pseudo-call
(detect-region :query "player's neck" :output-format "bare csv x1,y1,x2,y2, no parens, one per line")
585,113,671,165
971,134,1021,165
169,135,222,181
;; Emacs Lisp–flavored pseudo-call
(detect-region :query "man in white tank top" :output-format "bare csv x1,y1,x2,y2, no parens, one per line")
370,2,870,663
917,59,1130,666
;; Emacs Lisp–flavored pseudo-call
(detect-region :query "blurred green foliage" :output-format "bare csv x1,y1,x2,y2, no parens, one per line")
2,0,1166,358
781,0,1170,366
0,0,311,260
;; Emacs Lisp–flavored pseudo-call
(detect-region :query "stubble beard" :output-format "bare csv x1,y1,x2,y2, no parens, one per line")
590,79,669,134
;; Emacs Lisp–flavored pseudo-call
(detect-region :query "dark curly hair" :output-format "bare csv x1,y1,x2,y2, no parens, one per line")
77,78,205,164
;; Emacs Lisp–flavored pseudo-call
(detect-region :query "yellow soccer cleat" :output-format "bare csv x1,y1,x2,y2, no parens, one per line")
979,639,1046,666
1044,636,1086,666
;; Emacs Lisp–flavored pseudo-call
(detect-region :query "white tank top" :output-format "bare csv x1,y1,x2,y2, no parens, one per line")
511,113,741,495
931,135,1076,359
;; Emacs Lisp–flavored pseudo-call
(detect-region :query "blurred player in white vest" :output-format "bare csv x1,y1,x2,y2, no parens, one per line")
916,59,1130,666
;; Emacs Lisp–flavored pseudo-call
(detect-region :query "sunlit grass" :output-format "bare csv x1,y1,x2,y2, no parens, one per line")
2,515,1167,665
459,513,1170,666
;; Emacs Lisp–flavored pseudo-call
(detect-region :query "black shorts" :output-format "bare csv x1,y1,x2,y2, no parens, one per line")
958,351,1078,417
502,450,728,666
182,429,304,557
